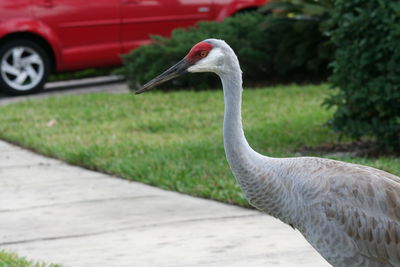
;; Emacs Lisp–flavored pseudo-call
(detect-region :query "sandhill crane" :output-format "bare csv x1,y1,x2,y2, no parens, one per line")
136,39,400,266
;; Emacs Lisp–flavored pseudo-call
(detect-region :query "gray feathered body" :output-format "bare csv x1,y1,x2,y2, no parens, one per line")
205,38,400,266
231,155,400,266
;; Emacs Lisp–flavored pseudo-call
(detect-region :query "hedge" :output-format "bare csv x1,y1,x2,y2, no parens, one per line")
325,0,400,151
117,11,331,90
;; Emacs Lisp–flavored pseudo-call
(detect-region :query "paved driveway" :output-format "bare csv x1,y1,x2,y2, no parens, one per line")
0,76,128,106
0,141,329,267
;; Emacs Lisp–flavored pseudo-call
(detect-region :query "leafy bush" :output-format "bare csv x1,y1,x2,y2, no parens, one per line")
260,0,334,33
325,0,400,151
118,10,332,90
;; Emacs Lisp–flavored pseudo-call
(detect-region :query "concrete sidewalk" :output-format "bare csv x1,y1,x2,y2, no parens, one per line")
0,140,329,267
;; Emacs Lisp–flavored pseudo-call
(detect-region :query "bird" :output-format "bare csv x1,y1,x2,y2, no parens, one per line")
136,39,400,266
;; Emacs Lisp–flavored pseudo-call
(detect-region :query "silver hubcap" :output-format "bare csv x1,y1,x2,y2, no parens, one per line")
1,46,44,91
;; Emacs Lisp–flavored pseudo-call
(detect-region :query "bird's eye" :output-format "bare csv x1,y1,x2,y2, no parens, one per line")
200,51,208,58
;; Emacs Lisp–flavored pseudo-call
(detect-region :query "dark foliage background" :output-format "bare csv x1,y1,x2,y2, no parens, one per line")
117,8,332,90
325,0,400,151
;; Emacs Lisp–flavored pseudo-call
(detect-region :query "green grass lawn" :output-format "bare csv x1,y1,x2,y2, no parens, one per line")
0,84,398,206
0,250,61,267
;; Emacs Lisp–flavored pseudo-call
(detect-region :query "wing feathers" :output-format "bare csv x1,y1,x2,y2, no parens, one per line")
319,161,400,265
288,157,400,266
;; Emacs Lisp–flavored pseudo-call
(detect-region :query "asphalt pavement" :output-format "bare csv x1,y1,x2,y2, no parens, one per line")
0,75,128,106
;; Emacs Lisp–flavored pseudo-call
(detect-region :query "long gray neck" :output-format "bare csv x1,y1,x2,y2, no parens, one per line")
219,68,292,224
217,52,295,225
219,69,260,173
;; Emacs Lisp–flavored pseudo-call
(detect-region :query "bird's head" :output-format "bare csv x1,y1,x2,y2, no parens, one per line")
136,39,235,94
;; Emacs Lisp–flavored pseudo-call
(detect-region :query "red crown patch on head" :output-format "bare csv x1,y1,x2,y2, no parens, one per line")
186,42,213,63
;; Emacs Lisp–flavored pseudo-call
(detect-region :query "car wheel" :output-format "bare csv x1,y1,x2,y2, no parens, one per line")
0,40,50,95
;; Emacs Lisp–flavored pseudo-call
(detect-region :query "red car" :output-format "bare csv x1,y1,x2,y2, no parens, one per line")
0,0,267,95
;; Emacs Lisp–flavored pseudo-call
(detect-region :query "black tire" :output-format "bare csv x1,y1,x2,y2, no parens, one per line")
0,39,50,95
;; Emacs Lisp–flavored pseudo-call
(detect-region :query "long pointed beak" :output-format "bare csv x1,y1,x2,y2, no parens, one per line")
135,58,192,94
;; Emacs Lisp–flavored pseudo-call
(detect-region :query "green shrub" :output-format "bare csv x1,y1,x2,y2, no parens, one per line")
325,0,400,151
118,11,331,91
260,0,334,38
